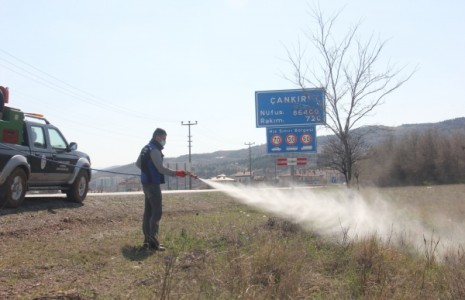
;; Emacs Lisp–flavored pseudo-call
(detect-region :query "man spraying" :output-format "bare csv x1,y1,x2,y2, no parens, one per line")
136,127,197,251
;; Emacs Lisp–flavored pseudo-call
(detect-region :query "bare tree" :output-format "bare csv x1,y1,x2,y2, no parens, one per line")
320,130,369,187
286,6,414,186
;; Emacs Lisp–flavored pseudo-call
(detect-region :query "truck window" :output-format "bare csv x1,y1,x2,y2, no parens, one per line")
48,128,67,150
31,126,46,148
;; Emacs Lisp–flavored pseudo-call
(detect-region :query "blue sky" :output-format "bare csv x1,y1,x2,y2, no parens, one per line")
1,0,464,169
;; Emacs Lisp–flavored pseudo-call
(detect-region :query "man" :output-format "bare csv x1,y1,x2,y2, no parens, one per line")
136,128,191,251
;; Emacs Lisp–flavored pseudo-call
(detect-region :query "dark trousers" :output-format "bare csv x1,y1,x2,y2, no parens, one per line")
142,183,162,246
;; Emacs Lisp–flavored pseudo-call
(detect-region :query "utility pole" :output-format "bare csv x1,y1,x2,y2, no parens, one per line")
182,121,197,189
244,142,255,182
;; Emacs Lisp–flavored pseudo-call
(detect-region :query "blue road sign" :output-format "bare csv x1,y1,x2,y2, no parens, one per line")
266,126,317,154
256,88,325,128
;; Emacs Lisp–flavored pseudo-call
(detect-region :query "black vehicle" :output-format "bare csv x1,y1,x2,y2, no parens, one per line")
0,106,91,208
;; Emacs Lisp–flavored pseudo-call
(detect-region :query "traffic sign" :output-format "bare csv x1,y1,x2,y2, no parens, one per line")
276,157,308,166
276,158,288,166
266,126,317,153
256,88,325,128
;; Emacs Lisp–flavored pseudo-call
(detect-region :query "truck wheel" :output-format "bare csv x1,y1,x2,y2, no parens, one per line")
4,168,27,208
67,170,89,203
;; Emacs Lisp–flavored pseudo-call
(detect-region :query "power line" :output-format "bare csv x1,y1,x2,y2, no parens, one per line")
0,48,175,121
245,142,255,180
181,121,197,190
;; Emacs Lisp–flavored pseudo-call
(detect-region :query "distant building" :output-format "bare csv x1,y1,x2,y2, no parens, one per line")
233,171,252,184
91,176,120,192
210,174,236,183
277,168,344,185
117,178,141,192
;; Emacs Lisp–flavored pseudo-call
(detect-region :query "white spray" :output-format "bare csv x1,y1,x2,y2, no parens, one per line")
201,179,465,257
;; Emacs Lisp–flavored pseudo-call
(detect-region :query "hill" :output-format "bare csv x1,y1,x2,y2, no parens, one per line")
90,117,465,184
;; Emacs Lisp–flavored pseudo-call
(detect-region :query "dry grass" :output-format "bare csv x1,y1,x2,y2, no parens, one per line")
1,185,465,299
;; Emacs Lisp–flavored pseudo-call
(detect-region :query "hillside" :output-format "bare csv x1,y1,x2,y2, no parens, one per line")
91,117,465,183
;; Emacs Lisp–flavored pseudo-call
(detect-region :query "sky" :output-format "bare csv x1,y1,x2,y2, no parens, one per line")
1,0,464,169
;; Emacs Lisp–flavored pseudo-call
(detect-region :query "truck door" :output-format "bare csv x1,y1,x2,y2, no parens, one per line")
27,125,54,184
46,127,77,184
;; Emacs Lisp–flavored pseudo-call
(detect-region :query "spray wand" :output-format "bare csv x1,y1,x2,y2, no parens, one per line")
186,171,199,179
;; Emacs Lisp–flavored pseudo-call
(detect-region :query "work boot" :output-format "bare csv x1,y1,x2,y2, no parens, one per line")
148,244,165,251
149,238,166,251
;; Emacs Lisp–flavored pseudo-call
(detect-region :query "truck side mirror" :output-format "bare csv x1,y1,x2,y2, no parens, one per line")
69,142,78,151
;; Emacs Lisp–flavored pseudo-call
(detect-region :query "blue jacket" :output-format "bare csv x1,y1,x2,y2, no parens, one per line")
139,141,165,185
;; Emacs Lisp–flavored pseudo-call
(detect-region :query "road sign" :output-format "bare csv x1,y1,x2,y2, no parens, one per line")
276,157,308,166
266,126,317,154
255,88,325,128
276,158,288,166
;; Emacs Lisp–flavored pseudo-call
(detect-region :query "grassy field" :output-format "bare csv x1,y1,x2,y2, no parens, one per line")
1,185,465,299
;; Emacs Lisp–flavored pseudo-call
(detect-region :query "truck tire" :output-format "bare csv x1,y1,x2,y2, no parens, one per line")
4,168,27,208
67,170,89,203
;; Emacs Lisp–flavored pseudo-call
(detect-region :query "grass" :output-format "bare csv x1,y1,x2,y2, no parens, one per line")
1,185,465,299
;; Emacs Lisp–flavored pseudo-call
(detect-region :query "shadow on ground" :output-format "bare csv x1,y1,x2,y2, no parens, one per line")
0,197,82,216
121,244,155,261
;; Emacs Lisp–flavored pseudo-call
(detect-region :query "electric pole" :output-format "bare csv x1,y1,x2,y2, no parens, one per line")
182,121,197,189
244,142,255,182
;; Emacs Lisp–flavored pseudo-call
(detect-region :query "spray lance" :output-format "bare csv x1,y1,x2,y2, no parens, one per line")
186,171,199,179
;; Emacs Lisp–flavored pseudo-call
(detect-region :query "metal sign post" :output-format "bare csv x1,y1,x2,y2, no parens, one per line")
255,88,325,182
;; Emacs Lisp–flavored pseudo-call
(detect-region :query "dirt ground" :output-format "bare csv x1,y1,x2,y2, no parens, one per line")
0,192,230,299
1,195,146,242
0,192,222,239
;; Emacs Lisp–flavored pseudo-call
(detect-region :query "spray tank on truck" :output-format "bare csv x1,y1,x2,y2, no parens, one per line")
0,86,26,145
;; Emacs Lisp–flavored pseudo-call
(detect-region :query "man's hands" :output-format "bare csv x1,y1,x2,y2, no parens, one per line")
175,170,199,179
175,170,187,177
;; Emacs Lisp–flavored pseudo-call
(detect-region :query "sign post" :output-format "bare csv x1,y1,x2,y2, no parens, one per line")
255,88,325,182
